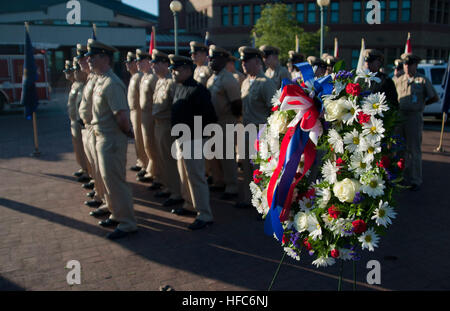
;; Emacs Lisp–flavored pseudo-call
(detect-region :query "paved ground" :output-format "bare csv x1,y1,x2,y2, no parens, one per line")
1,92,450,291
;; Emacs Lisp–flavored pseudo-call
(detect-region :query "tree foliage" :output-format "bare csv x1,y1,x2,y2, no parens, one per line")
251,4,324,63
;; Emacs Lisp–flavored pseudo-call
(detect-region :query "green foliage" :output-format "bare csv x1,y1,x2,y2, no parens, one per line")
251,4,323,63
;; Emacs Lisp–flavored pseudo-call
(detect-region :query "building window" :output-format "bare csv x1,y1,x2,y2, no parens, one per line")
243,5,250,25
389,0,399,22
296,3,305,23
254,5,261,23
308,2,316,24
380,0,386,22
445,1,449,24
232,5,240,26
352,49,360,68
221,6,229,26
437,0,443,23
429,0,436,23
353,1,362,23
330,2,339,23
401,0,411,22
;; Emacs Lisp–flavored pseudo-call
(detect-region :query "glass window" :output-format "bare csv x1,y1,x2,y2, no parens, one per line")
431,68,446,85
401,0,411,22
417,68,425,75
444,1,449,24
243,5,250,25
308,2,316,24
221,6,229,26
353,1,362,23
296,3,305,23
380,0,386,22
437,0,443,23
254,5,261,23
330,2,339,23
430,0,436,23
232,6,240,26
352,49,360,68
389,0,398,22
55,51,64,72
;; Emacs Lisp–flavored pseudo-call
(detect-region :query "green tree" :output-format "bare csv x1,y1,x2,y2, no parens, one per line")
252,4,323,63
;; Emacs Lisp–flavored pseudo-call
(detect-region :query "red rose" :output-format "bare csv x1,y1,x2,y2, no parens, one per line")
352,219,367,234
346,83,361,97
397,158,405,170
357,111,371,124
328,205,340,219
303,238,312,251
331,249,340,258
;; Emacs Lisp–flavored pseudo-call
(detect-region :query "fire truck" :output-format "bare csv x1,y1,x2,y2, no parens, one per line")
0,53,51,113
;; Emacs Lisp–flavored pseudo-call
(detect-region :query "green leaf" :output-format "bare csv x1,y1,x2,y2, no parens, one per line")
333,60,346,73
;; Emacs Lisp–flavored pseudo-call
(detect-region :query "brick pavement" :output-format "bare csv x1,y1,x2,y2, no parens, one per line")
1,97,450,291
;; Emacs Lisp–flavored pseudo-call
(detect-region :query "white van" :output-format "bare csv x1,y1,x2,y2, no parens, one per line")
417,63,447,117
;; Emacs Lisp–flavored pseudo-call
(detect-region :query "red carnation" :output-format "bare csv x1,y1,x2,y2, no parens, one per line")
377,155,391,168
352,219,367,234
357,111,371,124
397,158,405,170
303,238,312,251
328,205,340,219
253,169,262,184
331,249,340,258
346,83,361,97
282,234,288,244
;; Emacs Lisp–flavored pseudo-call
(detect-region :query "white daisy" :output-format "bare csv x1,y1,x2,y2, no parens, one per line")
321,159,339,184
341,99,361,125
334,80,347,96
271,89,282,107
321,213,336,229
338,248,353,261
360,174,385,198
349,152,371,177
359,139,382,163
307,215,322,241
355,68,382,87
260,156,278,177
362,92,389,116
316,186,331,208
250,182,262,209
343,129,366,153
371,200,397,227
358,228,380,251
328,129,344,154
284,247,300,261
362,116,385,143
332,217,355,237
312,256,336,268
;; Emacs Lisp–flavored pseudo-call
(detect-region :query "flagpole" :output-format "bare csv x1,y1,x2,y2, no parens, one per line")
31,111,41,156
435,113,446,152
153,26,156,49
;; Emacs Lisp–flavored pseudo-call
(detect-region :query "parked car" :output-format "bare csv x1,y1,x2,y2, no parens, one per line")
418,62,447,117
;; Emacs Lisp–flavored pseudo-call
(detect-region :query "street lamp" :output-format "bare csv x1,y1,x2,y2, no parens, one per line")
317,0,330,58
170,1,183,55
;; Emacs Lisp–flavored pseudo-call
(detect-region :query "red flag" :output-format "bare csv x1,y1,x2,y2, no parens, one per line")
404,32,412,54
149,26,155,54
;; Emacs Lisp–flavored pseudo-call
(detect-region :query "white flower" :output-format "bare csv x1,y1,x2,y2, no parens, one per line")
359,139,382,163
328,129,344,154
271,89,282,107
333,178,361,203
358,228,380,251
360,173,385,198
332,217,355,237
316,186,331,208
349,152,371,177
343,129,366,153
334,80,347,96
321,213,335,228
284,247,300,261
362,116,385,143
321,159,339,184
250,182,262,208
341,98,361,125
324,97,347,122
338,248,353,261
299,197,314,212
372,200,397,227
362,92,389,116
312,256,336,268
268,111,288,135
355,68,382,87
308,219,323,241
293,212,310,233
260,157,278,177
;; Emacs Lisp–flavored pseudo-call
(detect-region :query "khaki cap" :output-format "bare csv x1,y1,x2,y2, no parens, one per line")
401,53,421,64
85,39,118,56
63,60,73,72
124,51,136,63
169,54,193,69
307,56,326,67
136,49,151,61
324,55,337,66
208,45,230,58
72,57,81,70
190,41,208,54
364,49,384,62
238,46,264,61
75,43,88,59
259,45,280,57
151,49,169,63
394,58,404,68
288,51,305,64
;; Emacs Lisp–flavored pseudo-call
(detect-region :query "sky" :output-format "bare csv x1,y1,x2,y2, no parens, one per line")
122,0,159,16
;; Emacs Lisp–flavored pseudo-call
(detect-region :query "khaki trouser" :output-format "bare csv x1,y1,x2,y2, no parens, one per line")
95,130,137,232
130,108,148,169
70,121,89,173
208,118,239,194
398,111,423,186
241,130,257,204
81,126,106,203
154,119,182,199
141,110,161,181
176,139,213,222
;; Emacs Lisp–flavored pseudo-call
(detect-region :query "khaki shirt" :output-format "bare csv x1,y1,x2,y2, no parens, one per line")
395,73,438,112
79,73,98,125
241,70,277,125
233,71,246,87
68,81,84,122
152,72,176,120
206,69,241,120
91,69,128,134
194,64,212,86
265,64,291,89
139,72,158,114
127,72,143,111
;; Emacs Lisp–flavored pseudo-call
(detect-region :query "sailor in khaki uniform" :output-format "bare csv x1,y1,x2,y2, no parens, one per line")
206,45,242,200
76,44,106,210
86,39,137,240
260,45,291,89
190,41,212,86
170,55,218,230
393,59,404,83
65,59,89,181
287,51,305,80
151,49,184,207
136,49,162,188
236,46,277,209
307,56,327,78
324,55,337,76
125,52,148,173
394,53,439,191
226,55,246,86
